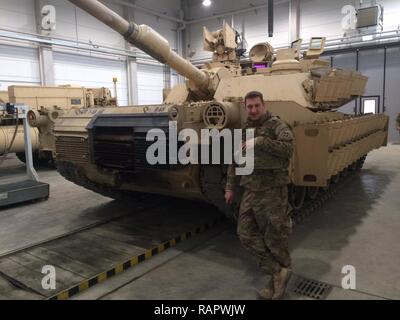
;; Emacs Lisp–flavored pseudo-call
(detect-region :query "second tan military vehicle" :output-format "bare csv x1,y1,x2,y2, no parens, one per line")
0,91,7,104
0,85,117,165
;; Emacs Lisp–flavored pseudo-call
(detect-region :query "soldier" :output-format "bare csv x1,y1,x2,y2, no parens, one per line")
224,91,294,300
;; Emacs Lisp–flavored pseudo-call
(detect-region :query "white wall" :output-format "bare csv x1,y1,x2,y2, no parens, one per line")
48,0,126,48
0,0,36,33
0,0,180,50
187,1,290,61
137,63,164,105
0,44,40,90
133,0,181,18
300,0,352,41
300,0,400,41
186,0,400,61
47,0,178,51
0,0,181,104
383,47,400,141
186,0,268,20
54,52,128,106
324,48,400,142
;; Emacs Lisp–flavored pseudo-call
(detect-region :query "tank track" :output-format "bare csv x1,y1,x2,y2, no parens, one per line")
56,161,149,201
16,152,55,168
199,165,234,217
292,155,366,224
57,154,366,222
199,156,367,223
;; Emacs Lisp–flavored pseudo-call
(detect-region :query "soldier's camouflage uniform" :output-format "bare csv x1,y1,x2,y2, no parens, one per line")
226,111,294,275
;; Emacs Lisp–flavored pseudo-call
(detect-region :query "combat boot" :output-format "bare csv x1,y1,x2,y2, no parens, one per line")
257,278,274,300
272,267,292,300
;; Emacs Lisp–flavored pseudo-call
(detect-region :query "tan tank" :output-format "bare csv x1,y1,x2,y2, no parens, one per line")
0,85,117,164
54,0,389,216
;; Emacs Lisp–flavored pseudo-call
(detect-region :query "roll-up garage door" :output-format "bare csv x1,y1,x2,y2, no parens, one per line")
54,52,128,106
137,63,164,105
0,44,40,91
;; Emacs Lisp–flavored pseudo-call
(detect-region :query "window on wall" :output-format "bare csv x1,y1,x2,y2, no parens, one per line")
361,96,380,114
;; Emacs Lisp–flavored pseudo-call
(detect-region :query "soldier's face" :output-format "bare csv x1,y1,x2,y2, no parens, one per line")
245,97,266,121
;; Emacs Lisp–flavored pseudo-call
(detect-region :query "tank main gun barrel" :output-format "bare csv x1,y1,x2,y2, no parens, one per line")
67,0,209,92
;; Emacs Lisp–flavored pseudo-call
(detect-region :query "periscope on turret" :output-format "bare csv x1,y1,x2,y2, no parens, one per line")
53,0,389,218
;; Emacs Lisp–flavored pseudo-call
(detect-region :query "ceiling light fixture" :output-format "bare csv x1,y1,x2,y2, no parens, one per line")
202,0,212,7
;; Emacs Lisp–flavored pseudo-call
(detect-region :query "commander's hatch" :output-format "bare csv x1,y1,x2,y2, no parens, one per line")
303,37,326,59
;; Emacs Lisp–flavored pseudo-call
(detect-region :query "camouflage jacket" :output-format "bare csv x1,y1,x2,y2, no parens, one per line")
225,112,294,191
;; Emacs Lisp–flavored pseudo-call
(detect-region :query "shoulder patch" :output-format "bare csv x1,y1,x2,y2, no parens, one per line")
277,126,294,141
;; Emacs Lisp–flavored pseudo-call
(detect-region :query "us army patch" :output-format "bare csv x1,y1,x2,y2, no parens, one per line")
277,128,294,141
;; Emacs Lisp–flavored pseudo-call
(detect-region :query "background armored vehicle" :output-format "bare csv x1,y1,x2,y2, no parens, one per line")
54,0,389,217
0,91,7,104
0,85,117,165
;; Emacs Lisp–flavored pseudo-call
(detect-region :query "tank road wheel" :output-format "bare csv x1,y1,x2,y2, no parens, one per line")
349,161,358,171
322,179,331,192
341,167,349,178
356,156,367,170
331,174,340,184
289,185,306,211
306,186,319,200
16,151,51,167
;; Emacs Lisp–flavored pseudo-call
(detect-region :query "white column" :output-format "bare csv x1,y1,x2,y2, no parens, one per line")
127,58,139,105
124,5,139,105
289,0,300,43
35,0,55,85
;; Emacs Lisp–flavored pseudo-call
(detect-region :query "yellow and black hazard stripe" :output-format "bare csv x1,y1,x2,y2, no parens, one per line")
48,215,225,300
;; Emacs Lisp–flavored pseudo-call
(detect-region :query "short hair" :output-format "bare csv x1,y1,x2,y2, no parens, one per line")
244,91,264,105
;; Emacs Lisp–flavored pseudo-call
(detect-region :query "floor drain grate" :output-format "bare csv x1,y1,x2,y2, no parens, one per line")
289,275,333,300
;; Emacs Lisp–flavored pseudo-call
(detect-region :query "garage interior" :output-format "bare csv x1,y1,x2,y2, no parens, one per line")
0,0,399,300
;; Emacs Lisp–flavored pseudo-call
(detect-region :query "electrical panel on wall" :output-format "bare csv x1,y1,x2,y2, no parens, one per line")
356,5,383,29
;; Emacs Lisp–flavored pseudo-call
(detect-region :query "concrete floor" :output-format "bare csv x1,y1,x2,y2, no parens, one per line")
0,157,132,256
1,144,400,300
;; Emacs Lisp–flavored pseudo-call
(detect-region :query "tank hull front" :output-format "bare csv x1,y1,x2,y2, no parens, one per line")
54,106,389,205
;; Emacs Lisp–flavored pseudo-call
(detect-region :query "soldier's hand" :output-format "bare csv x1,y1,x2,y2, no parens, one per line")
225,190,234,205
242,138,257,151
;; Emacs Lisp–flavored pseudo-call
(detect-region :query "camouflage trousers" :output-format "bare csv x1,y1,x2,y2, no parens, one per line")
237,186,292,275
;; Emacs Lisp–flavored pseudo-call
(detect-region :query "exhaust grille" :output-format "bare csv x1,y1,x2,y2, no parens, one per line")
55,136,89,164
88,113,182,172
